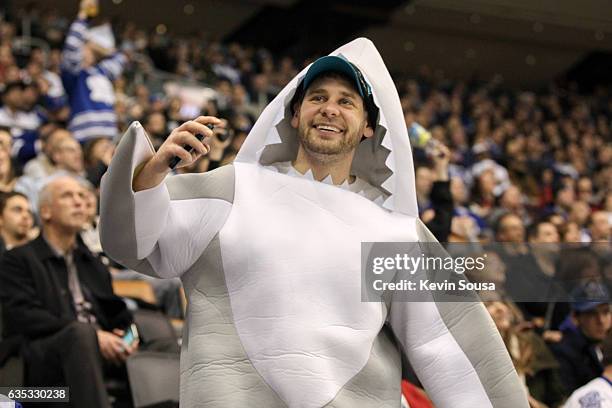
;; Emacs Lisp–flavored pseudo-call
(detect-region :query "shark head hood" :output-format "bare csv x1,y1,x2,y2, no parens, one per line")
235,37,418,217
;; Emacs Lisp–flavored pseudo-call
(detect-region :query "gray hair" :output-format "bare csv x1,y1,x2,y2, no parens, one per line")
37,173,92,215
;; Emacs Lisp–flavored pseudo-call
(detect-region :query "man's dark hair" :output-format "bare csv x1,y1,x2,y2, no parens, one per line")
0,191,29,215
83,137,109,168
1,81,26,99
526,219,555,240
39,125,61,143
559,248,603,286
588,210,606,228
493,212,519,237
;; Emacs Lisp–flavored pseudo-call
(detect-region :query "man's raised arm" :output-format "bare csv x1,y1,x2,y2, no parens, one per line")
99,117,233,278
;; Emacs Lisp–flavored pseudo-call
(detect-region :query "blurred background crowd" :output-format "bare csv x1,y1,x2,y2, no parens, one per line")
0,0,610,407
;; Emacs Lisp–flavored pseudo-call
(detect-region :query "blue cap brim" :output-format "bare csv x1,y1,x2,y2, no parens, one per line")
573,301,608,312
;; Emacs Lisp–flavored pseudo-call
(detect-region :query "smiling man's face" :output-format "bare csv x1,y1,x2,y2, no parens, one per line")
291,74,373,160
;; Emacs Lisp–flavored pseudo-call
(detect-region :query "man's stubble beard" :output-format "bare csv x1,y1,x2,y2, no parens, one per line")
297,122,360,164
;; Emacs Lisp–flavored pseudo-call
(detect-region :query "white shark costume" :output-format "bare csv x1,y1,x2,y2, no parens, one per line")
100,38,528,407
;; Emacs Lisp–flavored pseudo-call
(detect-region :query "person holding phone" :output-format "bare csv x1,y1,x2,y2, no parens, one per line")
100,38,527,407
0,176,136,408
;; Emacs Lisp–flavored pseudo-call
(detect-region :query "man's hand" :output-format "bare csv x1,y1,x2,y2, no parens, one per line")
35,77,50,95
78,0,98,19
430,142,450,181
97,329,136,365
112,328,140,353
98,139,115,166
528,395,548,408
132,116,222,192
542,330,563,343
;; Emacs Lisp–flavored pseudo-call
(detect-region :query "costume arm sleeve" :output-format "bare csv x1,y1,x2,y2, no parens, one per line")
99,122,233,278
388,220,529,408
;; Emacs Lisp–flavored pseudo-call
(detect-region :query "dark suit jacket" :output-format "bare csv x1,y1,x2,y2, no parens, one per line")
0,237,6,258
550,326,604,394
0,237,20,367
0,234,132,341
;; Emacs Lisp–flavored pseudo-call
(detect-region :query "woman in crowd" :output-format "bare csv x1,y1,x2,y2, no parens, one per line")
486,301,566,407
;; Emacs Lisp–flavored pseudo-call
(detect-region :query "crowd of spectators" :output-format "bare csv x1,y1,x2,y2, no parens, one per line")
0,1,610,407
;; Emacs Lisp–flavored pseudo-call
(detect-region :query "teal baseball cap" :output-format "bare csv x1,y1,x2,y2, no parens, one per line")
303,56,371,100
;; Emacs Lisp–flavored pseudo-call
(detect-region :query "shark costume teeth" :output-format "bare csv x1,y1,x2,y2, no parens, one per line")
100,38,529,408
321,174,334,185
237,38,411,215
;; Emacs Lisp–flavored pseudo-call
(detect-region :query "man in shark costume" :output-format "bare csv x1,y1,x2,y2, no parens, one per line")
100,38,528,407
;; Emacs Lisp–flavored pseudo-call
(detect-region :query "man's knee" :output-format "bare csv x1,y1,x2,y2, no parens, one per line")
59,321,98,351
26,322,99,379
